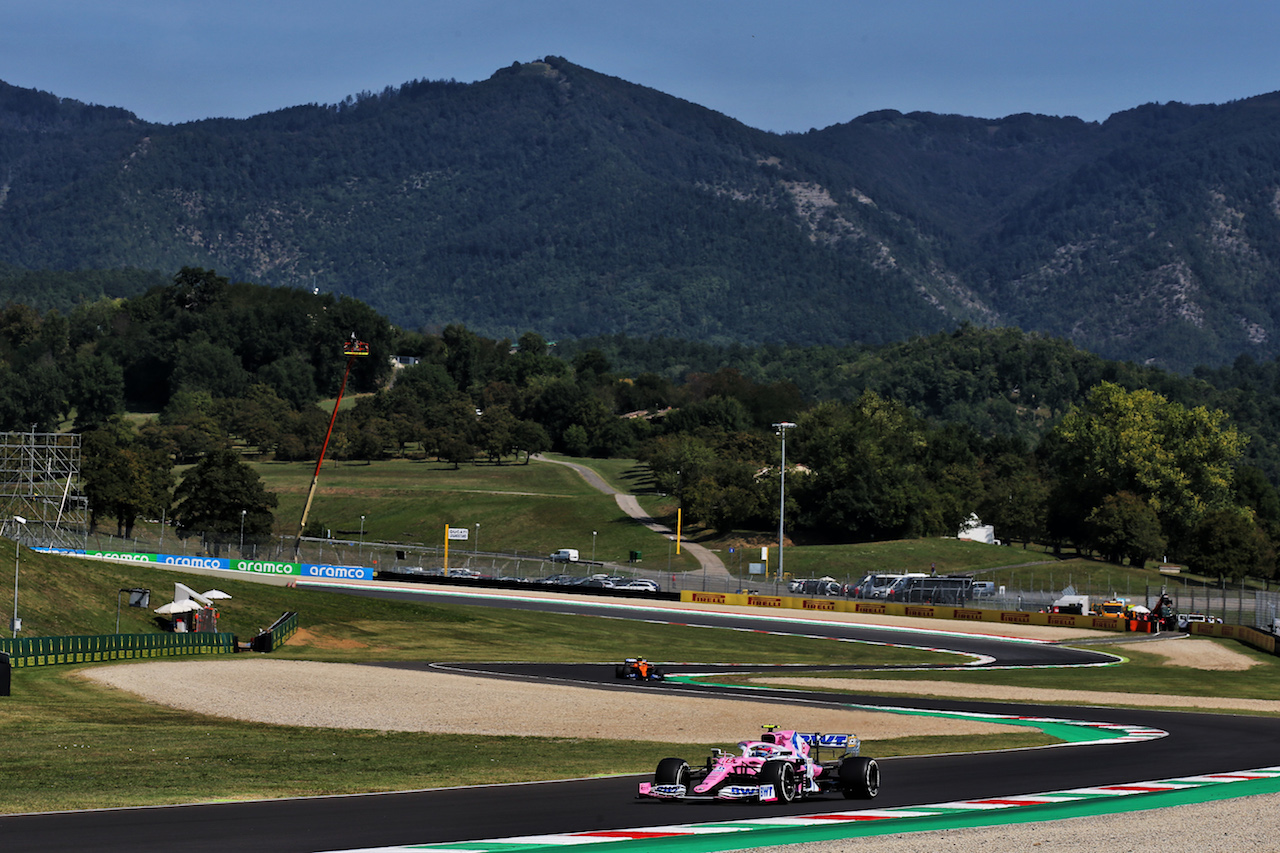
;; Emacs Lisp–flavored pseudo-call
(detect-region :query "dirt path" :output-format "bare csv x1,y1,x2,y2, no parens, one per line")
536,455,731,580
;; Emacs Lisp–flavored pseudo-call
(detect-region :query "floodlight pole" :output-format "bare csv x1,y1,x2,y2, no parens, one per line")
772,423,796,583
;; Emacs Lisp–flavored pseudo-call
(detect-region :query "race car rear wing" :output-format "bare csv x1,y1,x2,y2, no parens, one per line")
797,732,862,758
759,726,862,759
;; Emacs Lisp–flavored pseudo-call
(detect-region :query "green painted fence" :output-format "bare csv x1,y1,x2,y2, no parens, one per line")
0,631,235,668
250,612,298,653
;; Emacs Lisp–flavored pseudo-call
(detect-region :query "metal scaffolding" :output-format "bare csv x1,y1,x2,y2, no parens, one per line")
0,431,89,549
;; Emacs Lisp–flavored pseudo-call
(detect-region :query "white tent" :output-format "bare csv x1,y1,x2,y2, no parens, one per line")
154,600,203,615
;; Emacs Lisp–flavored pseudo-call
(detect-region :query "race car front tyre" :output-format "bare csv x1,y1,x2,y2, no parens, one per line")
615,665,628,678
654,757,691,792
759,760,798,803
838,756,880,799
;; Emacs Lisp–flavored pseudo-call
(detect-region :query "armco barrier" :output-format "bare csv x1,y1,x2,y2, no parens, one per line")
680,590,1129,633
32,547,373,581
0,631,235,668
1189,621,1277,655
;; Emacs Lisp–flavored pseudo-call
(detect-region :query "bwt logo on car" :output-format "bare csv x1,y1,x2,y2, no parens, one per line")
235,560,298,575
303,564,369,579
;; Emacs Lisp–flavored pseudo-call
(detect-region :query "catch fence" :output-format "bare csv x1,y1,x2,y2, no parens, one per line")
43,529,1280,633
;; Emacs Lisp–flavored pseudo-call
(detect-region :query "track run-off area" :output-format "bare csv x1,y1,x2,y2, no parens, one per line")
7,579,1280,853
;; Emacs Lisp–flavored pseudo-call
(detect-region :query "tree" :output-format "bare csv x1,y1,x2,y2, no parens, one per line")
159,389,229,464
793,393,939,540
1043,382,1246,551
437,435,475,469
1086,491,1166,567
978,447,1049,548
81,422,174,537
1182,508,1275,583
68,350,125,430
476,405,518,462
561,424,590,457
512,419,552,463
171,449,277,554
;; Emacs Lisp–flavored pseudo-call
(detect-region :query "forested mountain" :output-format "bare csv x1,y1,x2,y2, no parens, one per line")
6,57,1280,370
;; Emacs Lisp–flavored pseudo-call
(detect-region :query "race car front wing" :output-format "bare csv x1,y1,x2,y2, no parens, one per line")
638,782,781,802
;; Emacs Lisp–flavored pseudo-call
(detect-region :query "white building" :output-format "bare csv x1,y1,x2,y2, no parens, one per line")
957,513,998,545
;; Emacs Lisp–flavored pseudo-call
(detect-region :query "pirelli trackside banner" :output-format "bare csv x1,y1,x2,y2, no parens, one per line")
33,548,372,580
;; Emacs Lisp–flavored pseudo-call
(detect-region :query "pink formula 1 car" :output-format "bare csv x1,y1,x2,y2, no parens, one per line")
638,725,879,803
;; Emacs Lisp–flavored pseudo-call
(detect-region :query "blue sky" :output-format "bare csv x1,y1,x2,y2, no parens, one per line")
3,1,1280,131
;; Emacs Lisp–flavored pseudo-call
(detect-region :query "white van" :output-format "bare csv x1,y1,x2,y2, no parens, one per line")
549,549,580,563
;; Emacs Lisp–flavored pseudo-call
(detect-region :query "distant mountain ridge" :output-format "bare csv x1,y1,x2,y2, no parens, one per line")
4,57,1280,371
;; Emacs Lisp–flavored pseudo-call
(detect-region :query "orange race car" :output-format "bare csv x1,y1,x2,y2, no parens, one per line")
614,657,665,681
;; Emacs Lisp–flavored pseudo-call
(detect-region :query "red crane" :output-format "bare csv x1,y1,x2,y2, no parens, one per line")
294,337,369,553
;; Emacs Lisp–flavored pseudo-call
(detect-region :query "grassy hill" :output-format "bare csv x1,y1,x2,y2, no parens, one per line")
89,453,1225,609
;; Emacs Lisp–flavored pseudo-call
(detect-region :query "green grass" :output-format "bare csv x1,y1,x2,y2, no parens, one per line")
542,454,660,495
0,547,987,814
6,666,702,813
258,457,700,571
107,456,703,573
17,457,1269,814
1,545,1273,814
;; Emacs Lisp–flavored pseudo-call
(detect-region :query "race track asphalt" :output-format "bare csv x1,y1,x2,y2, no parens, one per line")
5,588,1276,853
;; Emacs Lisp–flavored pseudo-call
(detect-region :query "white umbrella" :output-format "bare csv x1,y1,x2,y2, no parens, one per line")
155,600,204,615
202,589,232,600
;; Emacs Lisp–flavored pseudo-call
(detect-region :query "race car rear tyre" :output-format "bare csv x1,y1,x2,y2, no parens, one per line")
759,760,798,803
654,757,691,791
839,756,880,799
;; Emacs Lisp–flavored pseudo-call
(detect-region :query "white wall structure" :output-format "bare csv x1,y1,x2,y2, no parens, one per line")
958,513,997,545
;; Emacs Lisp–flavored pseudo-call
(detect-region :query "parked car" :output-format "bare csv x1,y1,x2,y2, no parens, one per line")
614,579,660,592
847,573,925,599
884,575,973,604
797,578,842,597
549,549,580,563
